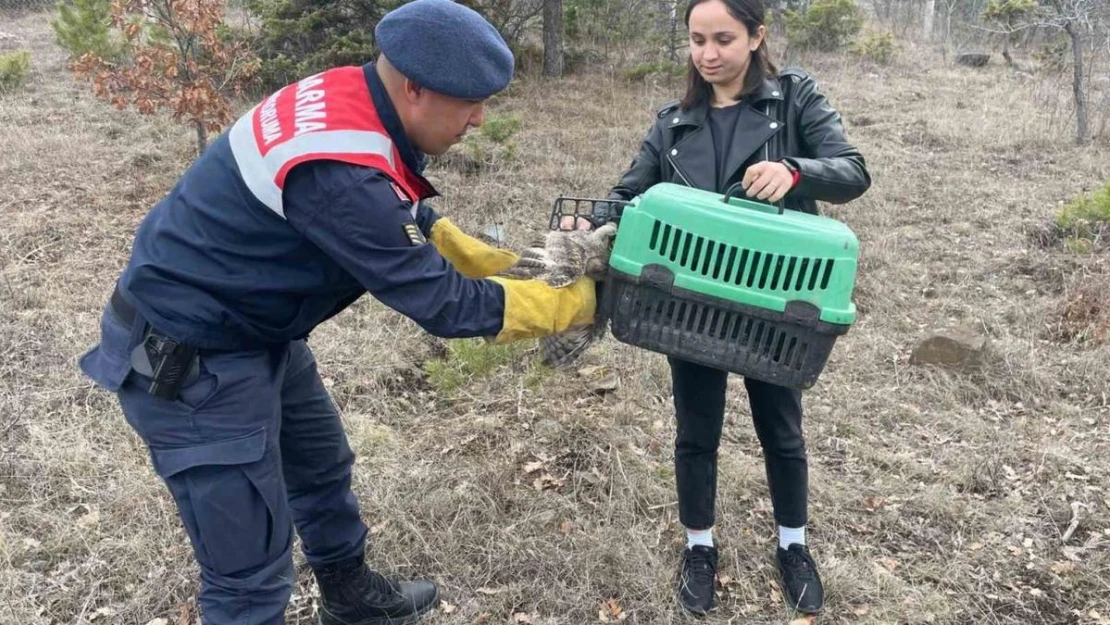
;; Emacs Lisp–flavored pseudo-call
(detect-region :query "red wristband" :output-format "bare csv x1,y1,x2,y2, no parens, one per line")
790,169,801,188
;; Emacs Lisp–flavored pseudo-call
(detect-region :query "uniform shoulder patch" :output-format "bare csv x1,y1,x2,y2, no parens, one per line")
403,223,427,246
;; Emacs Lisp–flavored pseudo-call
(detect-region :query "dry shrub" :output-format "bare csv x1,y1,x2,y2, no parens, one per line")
1052,280,1110,345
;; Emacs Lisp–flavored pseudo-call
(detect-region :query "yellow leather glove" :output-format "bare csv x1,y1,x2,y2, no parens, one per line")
429,217,520,279
487,276,597,344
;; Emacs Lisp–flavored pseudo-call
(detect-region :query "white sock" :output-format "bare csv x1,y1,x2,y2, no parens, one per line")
686,527,714,549
779,525,806,549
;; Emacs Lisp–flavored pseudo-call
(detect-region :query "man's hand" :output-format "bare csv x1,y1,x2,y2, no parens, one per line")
742,161,796,203
558,215,594,231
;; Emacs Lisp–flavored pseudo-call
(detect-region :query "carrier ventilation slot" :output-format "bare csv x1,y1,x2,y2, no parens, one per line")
646,221,837,293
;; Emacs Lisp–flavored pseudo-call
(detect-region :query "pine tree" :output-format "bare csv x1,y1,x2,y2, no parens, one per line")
51,0,125,62
245,0,397,92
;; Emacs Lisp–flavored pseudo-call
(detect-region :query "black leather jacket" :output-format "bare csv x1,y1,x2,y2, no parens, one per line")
594,67,871,222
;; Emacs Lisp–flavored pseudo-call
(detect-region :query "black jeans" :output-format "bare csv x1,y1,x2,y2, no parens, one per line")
670,357,807,530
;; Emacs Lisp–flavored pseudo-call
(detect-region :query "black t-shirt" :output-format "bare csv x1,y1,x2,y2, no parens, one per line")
708,102,743,193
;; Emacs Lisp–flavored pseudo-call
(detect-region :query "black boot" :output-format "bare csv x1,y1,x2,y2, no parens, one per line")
314,557,439,625
776,544,823,614
678,545,718,615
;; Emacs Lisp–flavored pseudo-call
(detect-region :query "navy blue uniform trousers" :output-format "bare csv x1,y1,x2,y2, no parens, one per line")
80,304,367,625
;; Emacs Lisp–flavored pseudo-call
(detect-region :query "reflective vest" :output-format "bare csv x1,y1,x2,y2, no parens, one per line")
117,66,439,350
228,66,433,217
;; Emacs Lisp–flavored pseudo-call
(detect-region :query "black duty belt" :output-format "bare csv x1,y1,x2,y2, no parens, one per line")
110,283,140,328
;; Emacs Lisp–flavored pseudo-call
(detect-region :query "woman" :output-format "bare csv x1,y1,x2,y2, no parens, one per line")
583,0,870,615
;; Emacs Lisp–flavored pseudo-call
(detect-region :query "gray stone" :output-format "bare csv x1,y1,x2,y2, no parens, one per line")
910,326,989,371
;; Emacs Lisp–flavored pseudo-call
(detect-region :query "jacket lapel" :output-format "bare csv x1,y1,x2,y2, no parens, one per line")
664,105,715,191
668,77,788,193
720,78,785,190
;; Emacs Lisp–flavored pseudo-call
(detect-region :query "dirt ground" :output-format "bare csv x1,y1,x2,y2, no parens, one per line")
2,8,1109,625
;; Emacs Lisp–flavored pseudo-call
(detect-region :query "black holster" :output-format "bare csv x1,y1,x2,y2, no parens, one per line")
112,282,200,400
140,331,199,400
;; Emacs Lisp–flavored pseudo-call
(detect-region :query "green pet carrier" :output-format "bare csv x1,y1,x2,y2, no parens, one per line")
552,182,860,389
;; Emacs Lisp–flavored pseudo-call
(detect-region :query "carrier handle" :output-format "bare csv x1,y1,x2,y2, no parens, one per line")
721,182,785,215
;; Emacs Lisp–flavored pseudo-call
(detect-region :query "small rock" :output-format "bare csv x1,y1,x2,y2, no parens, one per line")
589,374,620,395
910,325,989,371
532,419,562,439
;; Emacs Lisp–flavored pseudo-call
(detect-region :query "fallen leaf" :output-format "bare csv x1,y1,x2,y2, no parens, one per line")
717,574,733,587
145,619,169,625
1050,561,1076,575
558,519,574,535
876,556,899,572
76,507,101,529
577,365,605,377
369,521,389,535
441,602,457,614
177,600,195,625
864,496,887,510
513,612,537,624
598,598,627,622
533,472,567,491
523,461,545,474
852,604,871,616
969,542,984,551
475,587,505,595
589,374,620,395
789,617,816,625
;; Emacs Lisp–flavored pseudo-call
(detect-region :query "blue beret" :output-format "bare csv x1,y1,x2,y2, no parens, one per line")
375,0,515,100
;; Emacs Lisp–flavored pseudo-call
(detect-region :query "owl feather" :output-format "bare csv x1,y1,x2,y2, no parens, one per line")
496,223,619,367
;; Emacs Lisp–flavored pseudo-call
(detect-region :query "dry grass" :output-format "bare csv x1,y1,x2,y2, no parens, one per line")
3,9,1110,625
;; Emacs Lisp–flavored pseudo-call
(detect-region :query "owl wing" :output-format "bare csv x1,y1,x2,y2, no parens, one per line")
496,246,550,280
538,320,608,369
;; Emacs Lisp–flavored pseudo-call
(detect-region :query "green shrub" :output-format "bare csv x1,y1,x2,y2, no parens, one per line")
0,51,31,92
849,30,898,63
621,61,684,82
785,0,865,52
423,338,529,393
481,115,521,144
51,0,126,62
981,0,1036,27
1056,182,1110,249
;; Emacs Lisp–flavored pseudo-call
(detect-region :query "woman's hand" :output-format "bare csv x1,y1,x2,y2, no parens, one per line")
742,161,796,203
559,215,594,231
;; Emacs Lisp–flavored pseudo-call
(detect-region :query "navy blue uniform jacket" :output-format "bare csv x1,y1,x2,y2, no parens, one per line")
117,64,506,350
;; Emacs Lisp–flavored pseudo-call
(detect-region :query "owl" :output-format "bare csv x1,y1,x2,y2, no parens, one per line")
498,223,619,368
499,223,618,286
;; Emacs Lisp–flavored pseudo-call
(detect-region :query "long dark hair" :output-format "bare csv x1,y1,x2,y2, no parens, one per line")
680,0,778,110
